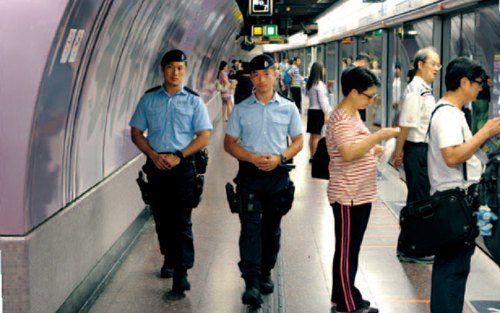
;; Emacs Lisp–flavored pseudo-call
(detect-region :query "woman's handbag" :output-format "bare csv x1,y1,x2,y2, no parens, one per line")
399,188,479,257
311,137,329,180
216,80,229,93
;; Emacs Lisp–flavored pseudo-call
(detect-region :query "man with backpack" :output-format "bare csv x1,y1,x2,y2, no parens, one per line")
282,59,294,98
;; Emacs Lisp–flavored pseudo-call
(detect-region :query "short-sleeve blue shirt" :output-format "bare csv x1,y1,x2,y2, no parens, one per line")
129,85,213,152
225,91,303,155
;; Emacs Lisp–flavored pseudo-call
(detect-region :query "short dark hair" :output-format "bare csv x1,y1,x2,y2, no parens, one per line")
341,67,380,97
413,47,437,71
288,59,294,65
294,57,301,62
356,53,371,63
445,57,487,92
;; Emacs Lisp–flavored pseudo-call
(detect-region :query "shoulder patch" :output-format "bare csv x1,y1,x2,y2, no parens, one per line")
235,92,252,104
277,91,294,103
144,85,162,94
184,86,200,97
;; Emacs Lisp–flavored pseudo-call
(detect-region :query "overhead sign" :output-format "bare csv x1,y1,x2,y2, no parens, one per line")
252,24,278,37
252,25,263,36
249,0,273,16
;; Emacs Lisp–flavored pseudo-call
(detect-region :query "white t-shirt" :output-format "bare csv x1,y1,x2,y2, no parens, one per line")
399,76,436,143
428,100,483,195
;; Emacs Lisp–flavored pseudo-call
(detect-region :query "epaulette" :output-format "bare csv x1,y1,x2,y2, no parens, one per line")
144,85,161,94
277,91,294,103
235,92,253,104
184,86,200,97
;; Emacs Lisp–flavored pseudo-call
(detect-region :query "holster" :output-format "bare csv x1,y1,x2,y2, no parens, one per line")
195,148,209,174
136,171,151,204
225,183,263,214
179,175,205,209
269,180,295,215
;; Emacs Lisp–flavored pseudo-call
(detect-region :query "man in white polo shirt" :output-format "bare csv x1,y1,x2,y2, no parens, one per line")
427,56,500,313
392,47,440,264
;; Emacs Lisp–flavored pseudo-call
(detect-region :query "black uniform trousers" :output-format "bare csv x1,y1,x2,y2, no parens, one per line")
290,86,302,113
397,142,431,254
331,202,372,312
145,156,197,269
235,162,290,278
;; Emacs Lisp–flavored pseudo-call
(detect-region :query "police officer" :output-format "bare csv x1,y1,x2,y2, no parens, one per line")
224,54,303,307
129,49,212,294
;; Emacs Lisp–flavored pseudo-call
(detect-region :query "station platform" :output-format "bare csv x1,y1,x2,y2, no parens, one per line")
83,112,500,313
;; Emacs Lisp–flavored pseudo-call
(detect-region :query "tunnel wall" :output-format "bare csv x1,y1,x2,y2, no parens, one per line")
0,0,242,312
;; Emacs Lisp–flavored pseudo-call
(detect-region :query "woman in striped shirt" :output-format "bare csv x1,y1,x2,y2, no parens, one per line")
326,67,399,313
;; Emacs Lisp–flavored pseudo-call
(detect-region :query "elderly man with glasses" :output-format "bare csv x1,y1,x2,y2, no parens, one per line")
391,46,441,264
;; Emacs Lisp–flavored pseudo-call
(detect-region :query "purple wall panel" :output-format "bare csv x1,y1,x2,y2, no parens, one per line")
0,0,242,235
0,0,70,234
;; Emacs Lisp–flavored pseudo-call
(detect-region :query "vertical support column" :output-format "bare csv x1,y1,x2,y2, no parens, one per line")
442,16,451,99
0,250,2,313
382,29,390,128
433,15,443,99
335,41,342,107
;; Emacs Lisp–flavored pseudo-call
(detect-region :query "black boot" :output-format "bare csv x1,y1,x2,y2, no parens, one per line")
260,275,274,294
172,268,190,294
160,258,173,278
242,276,263,307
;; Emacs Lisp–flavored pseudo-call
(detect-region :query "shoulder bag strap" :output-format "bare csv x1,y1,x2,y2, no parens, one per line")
427,104,467,181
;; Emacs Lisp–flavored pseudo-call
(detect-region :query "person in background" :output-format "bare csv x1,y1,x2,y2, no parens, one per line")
472,76,492,134
391,47,440,264
306,62,330,160
234,62,254,104
129,49,212,295
327,67,399,313
391,64,402,126
224,54,303,308
427,57,500,313
289,57,304,113
218,61,234,121
407,59,416,83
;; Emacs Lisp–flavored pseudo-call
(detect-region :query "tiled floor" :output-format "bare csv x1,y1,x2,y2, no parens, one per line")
85,111,500,313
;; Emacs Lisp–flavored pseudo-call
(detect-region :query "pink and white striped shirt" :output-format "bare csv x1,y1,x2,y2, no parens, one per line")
326,108,377,206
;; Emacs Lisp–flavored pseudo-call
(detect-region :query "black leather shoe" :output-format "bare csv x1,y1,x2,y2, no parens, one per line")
260,275,274,294
172,268,190,294
397,251,434,264
160,267,174,278
242,276,263,308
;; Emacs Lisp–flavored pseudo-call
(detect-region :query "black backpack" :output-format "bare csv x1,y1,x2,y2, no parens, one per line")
311,137,329,180
477,150,500,263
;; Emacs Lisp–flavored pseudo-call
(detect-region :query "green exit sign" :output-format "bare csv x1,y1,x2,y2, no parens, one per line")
265,25,277,36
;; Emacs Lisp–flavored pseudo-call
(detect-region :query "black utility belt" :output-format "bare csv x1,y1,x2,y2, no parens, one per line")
404,141,427,147
238,161,289,177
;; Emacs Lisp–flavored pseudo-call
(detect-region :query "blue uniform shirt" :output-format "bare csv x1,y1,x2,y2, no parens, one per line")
129,85,213,152
225,91,303,155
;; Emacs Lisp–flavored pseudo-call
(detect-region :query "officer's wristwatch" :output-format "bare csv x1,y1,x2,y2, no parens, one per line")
280,154,287,164
174,150,184,161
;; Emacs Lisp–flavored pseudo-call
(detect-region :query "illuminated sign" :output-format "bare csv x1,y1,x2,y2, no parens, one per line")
252,25,263,36
249,0,273,16
252,24,278,37
265,25,277,36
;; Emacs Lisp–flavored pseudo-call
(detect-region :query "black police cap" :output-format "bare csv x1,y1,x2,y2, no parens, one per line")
160,49,187,67
248,54,275,72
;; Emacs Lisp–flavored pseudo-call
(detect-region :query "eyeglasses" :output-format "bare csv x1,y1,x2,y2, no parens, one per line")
471,78,486,86
361,92,378,100
426,62,442,69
